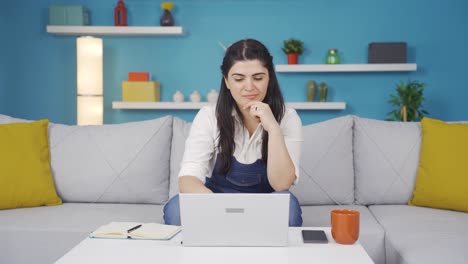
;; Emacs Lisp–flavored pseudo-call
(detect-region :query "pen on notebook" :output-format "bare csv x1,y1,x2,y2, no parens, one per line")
127,224,142,233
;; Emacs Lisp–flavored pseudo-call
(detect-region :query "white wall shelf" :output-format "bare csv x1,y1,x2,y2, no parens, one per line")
112,101,346,110
275,63,417,72
113,102,210,110
288,102,346,110
46,26,184,36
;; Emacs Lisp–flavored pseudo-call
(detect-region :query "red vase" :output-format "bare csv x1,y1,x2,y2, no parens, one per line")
114,0,127,26
287,53,299,64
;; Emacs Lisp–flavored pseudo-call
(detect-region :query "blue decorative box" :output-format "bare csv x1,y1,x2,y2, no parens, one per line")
49,5,90,25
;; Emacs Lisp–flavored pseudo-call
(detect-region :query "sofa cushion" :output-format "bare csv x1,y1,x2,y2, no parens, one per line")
0,114,173,204
369,205,468,264
0,119,62,209
0,202,164,263
49,117,172,204
301,205,385,264
169,117,192,199
290,115,354,205
409,118,468,212
353,116,421,205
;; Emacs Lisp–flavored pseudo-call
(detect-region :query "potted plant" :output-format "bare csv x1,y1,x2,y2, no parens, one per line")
386,80,428,122
282,38,304,64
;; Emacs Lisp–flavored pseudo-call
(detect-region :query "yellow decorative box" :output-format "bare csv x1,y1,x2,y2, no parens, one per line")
122,81,160,102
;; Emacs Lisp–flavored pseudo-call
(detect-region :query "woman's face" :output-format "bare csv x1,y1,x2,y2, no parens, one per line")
224,59,269,108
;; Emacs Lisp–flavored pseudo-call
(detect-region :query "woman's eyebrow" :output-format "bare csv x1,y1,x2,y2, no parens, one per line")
252,73,266,77
231,73,245,77
231,72,266,77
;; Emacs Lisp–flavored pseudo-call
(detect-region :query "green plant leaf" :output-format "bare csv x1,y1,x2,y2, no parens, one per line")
282,38,304,54
386,80,428,121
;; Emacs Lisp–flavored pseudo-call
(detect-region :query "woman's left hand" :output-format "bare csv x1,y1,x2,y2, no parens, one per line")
243,101,280,132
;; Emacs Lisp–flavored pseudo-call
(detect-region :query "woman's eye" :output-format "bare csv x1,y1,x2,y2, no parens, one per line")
254,77,263,81
234,78,244,82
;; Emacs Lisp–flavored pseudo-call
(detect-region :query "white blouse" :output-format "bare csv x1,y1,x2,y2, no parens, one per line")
178,105,303,184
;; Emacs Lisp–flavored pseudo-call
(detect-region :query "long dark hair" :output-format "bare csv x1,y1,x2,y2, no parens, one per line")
216,39,285,175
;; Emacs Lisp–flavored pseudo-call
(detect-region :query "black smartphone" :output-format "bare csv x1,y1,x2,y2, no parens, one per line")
302,230,328,244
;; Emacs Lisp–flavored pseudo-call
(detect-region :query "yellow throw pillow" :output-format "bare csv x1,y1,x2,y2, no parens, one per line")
409,117,468,212
0,119,62,209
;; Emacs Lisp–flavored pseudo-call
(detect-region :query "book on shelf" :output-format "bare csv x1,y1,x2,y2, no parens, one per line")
90,222,181,240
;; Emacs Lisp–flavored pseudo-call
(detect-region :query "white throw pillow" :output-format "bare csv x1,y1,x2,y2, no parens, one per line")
290,115,354,205
353,116,421,205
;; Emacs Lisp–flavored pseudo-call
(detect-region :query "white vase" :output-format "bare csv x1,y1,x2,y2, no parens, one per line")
173,90,184,102
190,91,201,103
207,89,219,104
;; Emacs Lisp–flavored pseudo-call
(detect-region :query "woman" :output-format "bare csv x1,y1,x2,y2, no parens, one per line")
164,39,303,226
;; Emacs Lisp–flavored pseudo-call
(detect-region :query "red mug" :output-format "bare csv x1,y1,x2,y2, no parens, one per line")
331,209,360,245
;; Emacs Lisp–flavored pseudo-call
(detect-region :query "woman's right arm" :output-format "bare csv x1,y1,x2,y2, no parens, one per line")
178,106,217,193
179,176,213,193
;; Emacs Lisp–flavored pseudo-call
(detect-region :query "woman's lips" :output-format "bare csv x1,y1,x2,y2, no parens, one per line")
243,95,257,100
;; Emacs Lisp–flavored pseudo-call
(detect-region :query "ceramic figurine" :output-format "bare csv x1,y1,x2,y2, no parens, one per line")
190,91,201,103
173,90,184,102
207,89,219,104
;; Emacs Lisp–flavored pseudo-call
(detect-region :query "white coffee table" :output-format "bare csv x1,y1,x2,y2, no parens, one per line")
55,227,374,264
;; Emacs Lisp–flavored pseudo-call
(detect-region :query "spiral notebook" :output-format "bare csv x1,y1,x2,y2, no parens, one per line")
90,222,181,240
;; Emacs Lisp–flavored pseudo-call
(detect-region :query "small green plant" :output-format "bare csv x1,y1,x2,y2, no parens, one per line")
387,80,428,122
282,38,304,55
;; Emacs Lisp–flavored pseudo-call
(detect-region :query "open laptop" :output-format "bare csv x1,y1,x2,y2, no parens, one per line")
179,193,290,247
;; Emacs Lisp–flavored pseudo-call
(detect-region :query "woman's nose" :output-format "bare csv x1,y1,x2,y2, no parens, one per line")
244,78,255,91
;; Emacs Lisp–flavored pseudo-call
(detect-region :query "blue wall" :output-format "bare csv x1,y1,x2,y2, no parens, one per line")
2,0,467,125
0,5,9,113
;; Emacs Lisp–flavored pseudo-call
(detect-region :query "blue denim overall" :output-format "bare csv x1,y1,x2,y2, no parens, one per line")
163,156,303,226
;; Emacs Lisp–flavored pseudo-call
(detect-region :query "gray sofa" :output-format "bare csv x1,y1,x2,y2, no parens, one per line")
1,114,467,264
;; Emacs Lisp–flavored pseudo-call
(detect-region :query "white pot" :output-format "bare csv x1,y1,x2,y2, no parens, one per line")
173,90,184,102
190,91,201,103
207,89,219,104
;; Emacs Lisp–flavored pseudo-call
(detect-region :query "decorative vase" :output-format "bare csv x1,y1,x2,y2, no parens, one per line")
114,0,127,26
207,89,219,104
190,91,201,103
306,80,317,102
319,82,328,102
287,53,299,64
160,10,174,26
325,49,340,64
173,90,184,102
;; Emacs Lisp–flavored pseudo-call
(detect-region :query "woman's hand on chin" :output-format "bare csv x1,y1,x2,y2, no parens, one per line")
242,101,279,132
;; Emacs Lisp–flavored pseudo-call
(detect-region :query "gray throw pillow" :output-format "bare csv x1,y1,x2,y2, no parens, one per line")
49,116,173,204
169,117,192,199
353,116,421,205
290,115,354,205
